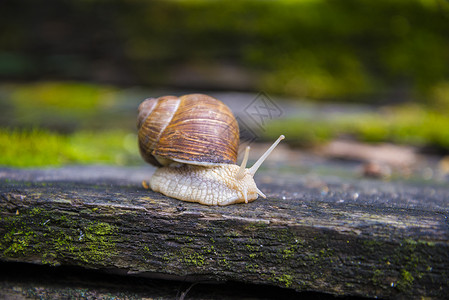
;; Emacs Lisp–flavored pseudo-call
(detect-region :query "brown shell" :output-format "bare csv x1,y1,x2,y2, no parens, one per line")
137,94,239,167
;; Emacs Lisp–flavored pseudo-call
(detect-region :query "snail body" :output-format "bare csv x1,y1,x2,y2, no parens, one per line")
150,164,258,206
138,93,284,206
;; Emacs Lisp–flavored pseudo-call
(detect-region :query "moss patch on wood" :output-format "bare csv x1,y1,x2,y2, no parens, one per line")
0,207,117,266
1,179,448,299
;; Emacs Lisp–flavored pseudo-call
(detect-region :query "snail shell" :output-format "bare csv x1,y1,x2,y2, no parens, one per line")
137,94,239,167
137,93,285,205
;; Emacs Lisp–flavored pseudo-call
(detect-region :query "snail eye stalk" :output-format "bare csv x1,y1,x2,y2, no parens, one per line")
249,135,285,176
236,146,250,180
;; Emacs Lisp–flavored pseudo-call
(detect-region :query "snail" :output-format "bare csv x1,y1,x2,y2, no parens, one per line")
137,93,284,206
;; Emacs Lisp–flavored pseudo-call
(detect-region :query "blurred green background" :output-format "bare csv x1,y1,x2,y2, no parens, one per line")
1,0,449,167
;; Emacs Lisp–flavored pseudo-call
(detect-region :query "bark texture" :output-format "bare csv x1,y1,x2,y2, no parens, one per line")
0,166,448,299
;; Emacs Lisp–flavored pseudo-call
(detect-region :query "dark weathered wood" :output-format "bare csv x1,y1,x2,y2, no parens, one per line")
0,261,305,300
1,166,448,299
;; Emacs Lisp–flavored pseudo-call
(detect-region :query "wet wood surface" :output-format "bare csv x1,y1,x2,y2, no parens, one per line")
0,166,448,299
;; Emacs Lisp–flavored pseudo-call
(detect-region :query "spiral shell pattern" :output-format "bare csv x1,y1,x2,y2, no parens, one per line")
137,94,239,167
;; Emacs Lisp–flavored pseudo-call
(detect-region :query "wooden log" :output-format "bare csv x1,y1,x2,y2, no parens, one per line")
0,166,448,299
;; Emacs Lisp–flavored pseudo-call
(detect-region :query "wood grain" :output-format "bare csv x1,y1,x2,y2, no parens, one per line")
0,166,448,299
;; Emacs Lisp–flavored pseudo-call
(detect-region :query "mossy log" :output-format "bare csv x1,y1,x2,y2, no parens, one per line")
0,166,448,299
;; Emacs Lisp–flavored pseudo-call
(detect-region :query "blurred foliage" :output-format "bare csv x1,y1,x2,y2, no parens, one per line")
0,82,139,133
264,104,449,151
1,0,448,102
0,128,140,167
0,80,448,168
0,81,143,167
12,81,115,110
430,81,449,111
1,0,449,166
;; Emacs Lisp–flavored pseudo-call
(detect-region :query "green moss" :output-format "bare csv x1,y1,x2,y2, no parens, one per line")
219,258,230,269
388,239,426,292
282,244,299,259
162,253,170,261
0,207,117,266
372,269,384,286
364,238,436,292
363,240,384,249
271,273,293,288
319,248,334,258
397,269,414,292
86,222,114,236
229,230,241,237
30,207,42,216
0,128,139,167
75,222,116,263
245,263,259,273
2,229,36,256
304,248,332,265
246,244,257,252
202,245,215,254
182,236,194,243
243,222,269,231
183,251,205,267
